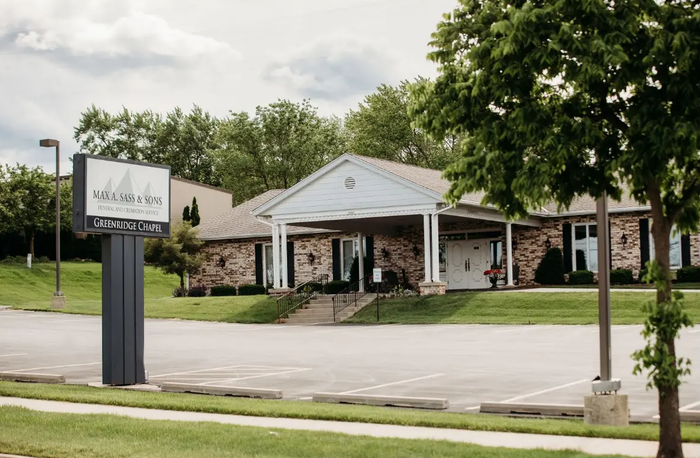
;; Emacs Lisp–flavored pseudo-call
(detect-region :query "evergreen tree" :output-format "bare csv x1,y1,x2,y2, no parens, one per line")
190,197,201,227
182,205,191,222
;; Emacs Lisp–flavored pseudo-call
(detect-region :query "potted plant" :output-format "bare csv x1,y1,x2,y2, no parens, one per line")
483,269,503,289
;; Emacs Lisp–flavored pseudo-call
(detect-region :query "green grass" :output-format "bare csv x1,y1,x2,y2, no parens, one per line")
347,291,700,325
545,283,700,290
0,262,278,323
0,406,632,458
2,381,699,444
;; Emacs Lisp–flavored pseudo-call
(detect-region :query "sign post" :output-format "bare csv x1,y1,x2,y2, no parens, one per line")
373,268,382,322
73,154,170,386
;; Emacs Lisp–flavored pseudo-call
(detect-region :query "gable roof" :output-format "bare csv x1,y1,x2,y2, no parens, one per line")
196,190,330,241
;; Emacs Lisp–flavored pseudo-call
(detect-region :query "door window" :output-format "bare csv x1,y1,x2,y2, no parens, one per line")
263,244,282,286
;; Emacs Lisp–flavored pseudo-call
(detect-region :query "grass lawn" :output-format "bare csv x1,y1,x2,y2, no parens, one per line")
544,283,700,290
0,262,278,323
347,290,700,325
0,406,631,458
1,381,699,444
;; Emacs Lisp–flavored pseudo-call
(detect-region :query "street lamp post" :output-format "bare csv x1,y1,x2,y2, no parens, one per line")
40,138,65,309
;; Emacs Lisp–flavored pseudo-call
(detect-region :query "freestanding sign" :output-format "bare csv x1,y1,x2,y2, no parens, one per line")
73,154,171,386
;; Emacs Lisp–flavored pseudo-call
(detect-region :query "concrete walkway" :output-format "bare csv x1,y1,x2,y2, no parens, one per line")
2,397,700,457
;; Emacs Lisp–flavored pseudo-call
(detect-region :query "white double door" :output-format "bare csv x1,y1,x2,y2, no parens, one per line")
446,240,489,290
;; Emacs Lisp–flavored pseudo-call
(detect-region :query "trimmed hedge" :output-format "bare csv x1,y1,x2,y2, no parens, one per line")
534,248,565,285
610,269,634,285
238,284,267,296
210,285,237,297
677,266,700,283
188,285,208,297
326,280,350,295
569,270,595,285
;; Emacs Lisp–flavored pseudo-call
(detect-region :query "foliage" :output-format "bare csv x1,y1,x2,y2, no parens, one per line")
639,269,649,284
383,270,399,286
610,269,635,285
534,248,565,285
0,255,49,264
326,280,350,295
144,222,205,290
238,284,266,296
388,284,418,298
345,80,460,169
74,105,222,186
633,261,693,390
210,285,237,297
187,285,208,297
304,282,325,293
349,256,373,286
677,266,700,283
568,271,595,286
172,287,188,298
182,206,190,222
215,99,346,204
190,197,201,227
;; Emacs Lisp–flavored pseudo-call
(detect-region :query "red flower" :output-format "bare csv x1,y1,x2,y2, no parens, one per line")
484,269,503,276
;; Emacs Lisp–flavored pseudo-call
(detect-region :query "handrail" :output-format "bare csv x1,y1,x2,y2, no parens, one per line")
331,275,372,323
276,274,329,323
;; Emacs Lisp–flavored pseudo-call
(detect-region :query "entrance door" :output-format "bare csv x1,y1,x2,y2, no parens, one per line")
446,241,468,290
446,240,489,290
466,240,489,289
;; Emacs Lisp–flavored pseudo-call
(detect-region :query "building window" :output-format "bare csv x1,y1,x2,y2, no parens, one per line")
573,223,598,272
340,238,366,281
263,244,282,286
650,224,682,269
490,240,503,269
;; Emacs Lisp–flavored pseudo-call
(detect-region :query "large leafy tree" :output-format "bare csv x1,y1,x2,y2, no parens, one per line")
346,80,460,169
216,99,346,204
410,1,700,456
144,222,204,291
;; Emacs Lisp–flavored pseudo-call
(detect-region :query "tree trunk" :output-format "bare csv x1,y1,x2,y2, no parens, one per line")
179,274,185,291
649,204,683,458
29,232,35,260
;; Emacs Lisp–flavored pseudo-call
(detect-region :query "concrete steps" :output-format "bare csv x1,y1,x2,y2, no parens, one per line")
285,294,375,324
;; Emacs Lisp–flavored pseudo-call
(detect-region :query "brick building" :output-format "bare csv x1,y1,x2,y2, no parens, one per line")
192,154,700,294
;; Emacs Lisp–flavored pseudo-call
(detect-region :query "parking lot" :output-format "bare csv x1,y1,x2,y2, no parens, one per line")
1,309,699,420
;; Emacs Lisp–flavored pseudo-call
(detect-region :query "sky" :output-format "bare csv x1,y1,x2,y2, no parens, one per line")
0,0,457,174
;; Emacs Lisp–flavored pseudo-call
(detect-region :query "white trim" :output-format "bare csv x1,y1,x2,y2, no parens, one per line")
252,154,444,216
357,232,364,292
200,228,334,242
535,206,651,218
272,204,437,224
431,213,440,282
506,223,514,286
423,214,432,282
281,224,288,289
444,206,541,227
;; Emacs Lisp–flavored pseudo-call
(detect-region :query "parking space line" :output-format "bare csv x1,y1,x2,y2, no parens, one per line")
500,379,589,403
149,365,244,379
680,400,700,411
198,368,312,386
9,362,100,372
0,353,27,358
340,373,445,395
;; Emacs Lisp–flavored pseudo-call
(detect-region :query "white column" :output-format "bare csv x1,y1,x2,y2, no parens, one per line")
281,224,288,289
506,223,514,287
272,223,281,289
423,214,431,283
357,232,365,292
431,214,440,282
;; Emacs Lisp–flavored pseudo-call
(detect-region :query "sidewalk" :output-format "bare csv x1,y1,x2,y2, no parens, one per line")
2,396,700,457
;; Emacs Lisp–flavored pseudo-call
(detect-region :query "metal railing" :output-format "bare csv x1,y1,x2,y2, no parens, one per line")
276,274,329,322
332,275,372,323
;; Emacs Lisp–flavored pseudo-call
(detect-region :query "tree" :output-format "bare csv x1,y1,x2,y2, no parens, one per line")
534,248,565,286
190,197,200,227
182,205,191,222
410,1,700,455
215,99,347,204
345,80,460,169
144,222,204,291
0,164,58,258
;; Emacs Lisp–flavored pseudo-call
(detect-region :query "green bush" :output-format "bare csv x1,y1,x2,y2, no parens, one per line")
610,269,634,285
677,266,700,283
238,284,267,296
384,270,399,286
304,282,325,293
0,255,50,264
638,269,648,283
326,280,350,295
569,270,595,285
172,287,188,297
534,248,565,285
187,285,208,297
210,285,237,296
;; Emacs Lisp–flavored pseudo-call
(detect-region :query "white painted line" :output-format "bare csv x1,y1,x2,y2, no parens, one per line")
340,373,445,395
0,353,27,358
10,362,100,373
680,400,700,411
500,379,589,403
198,368,312,386
464,406,480,411
298,396,312,400
149,365,244,379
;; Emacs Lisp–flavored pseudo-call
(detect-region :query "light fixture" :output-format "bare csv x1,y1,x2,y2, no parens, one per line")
544,237,552,249
307,252,315,266
621,233,628,245
216,256,226,268
381,247,390,261
412,244,420,259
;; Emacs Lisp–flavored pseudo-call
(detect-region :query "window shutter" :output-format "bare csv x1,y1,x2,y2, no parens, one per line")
563,223,572,273
366,236,374,268
332,239,341,281
681,234,691,268
254,243,263,285
287,241,295,287
639,219,650,269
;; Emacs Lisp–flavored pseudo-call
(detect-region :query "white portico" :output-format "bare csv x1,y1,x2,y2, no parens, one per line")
253,154,539,294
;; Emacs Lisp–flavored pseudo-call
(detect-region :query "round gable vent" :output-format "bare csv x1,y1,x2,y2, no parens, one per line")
344,177,356,190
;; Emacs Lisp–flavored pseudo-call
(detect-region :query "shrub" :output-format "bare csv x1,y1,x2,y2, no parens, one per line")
384,270,399,286
210,285,237,296
534,248,565,285
326,280,350,295
304,282,325,293
569,270,595,285
35,256,50,263
610,269,634,285
238,284,267,296
0,256,28,264
677,266,700,283
188,285,208,297
638,269,648,283
172,287,188,297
